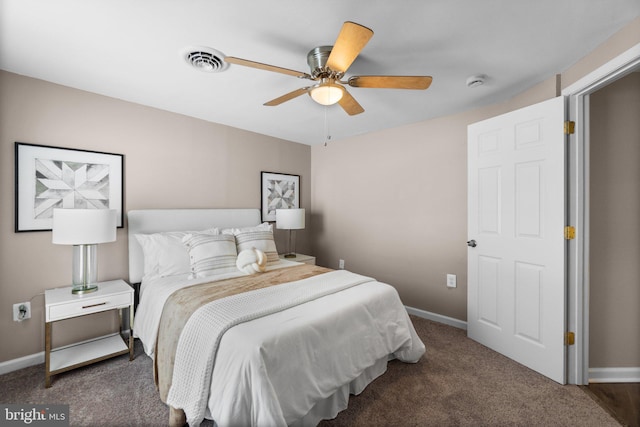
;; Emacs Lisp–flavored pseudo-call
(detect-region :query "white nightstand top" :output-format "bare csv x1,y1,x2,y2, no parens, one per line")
279,253,315,265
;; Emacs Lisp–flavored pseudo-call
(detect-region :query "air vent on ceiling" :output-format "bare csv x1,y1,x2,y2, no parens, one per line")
183,47,228,73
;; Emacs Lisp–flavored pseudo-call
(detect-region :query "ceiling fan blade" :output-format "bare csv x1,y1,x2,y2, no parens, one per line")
348,75,433,90
264,87,312,106
326,22,374,73
225,56,310,78
337,89,364,116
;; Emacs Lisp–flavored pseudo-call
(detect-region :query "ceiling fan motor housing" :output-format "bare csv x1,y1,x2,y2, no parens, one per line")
307,46,341,79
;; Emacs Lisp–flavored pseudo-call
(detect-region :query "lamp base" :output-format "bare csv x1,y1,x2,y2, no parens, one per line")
72,283,99,295
284,253,296,258
71,244,99,295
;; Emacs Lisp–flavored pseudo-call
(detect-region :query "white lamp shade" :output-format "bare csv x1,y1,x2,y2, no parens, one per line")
52,209,117,245
276,208,305,230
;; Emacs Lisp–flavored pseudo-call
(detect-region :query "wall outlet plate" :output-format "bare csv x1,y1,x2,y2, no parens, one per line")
338,259,345,269
13,301,31,322
447,274,457,288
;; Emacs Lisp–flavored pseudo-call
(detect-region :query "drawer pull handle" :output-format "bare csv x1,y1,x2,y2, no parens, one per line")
82,302,108,309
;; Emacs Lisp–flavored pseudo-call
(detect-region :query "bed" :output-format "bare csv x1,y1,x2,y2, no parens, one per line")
128,208,425,427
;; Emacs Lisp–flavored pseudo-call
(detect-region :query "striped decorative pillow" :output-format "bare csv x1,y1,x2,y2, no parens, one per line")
228,226,279,264
182,233,238,278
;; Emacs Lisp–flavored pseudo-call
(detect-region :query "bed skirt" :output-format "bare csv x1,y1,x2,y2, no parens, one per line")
196,355,390,427
290,355,389,426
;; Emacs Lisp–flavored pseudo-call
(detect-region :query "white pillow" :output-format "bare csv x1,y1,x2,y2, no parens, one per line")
135,228,218,281
182,233,238,278
135,233,162,281
221,222,272,235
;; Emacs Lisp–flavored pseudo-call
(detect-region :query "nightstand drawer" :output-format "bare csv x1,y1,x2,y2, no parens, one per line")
47,292,132,322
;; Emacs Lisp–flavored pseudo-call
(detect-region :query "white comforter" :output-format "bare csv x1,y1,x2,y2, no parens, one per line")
134,260,299,357
134,262,426,427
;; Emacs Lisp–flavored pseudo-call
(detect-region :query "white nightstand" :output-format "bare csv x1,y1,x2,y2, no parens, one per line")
279,253,316,265
44,279,134,388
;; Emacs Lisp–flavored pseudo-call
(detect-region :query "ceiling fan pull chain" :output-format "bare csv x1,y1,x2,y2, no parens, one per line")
324,106,332,146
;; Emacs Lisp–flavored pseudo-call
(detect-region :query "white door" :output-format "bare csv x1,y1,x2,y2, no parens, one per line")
467,96,566,384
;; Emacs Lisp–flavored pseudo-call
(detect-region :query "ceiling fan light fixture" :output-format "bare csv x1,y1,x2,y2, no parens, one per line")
309,82,344,106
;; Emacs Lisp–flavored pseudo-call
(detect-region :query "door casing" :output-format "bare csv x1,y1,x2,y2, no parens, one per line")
562,42,640,385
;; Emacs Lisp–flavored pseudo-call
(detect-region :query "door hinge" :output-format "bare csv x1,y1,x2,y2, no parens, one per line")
564,226,576,240
565,332,575,346
564,121,575,135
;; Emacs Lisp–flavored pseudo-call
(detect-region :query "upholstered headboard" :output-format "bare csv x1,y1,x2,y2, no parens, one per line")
127,209,261,284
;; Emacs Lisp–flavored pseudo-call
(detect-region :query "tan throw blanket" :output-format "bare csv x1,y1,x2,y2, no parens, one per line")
155,263,333,402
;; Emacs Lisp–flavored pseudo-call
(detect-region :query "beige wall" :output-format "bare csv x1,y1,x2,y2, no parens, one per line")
310,84,555,321
589,72,640,368
0,71,311,363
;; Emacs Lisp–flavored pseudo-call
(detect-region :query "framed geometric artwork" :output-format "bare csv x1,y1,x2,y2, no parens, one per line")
15,142,124,232
260,171,300,222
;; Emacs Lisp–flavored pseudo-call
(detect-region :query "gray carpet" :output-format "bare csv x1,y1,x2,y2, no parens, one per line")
0,316,619,426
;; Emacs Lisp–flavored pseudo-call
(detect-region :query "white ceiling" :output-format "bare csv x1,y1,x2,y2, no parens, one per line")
1,1,639,145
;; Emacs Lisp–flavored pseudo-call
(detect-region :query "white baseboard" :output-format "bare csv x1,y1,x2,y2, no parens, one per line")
0,351,44,376
589,367,640,383
405,306,467,330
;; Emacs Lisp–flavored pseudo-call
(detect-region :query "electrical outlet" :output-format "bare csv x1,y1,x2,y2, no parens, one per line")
446,274,457,288
339,259,345,269
13,302,31,322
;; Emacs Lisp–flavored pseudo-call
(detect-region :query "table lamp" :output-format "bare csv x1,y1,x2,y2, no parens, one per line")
52,208,117,294
276,208,305,258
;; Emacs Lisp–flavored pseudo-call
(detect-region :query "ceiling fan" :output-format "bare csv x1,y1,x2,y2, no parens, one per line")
224,21,433,116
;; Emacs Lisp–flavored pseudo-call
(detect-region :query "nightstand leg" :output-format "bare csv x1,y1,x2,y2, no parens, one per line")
129,305,134,361
45,322,52,388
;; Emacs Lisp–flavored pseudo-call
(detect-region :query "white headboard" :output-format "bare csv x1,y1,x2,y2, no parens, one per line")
127,208,261,284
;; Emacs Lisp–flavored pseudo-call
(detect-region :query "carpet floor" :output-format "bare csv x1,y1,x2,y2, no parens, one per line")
0,316,620,426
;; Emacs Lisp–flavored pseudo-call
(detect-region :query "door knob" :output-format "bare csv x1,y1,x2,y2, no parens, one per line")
467,239,477,248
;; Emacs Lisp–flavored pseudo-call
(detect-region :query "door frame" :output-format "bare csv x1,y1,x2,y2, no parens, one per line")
562,42,640,385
